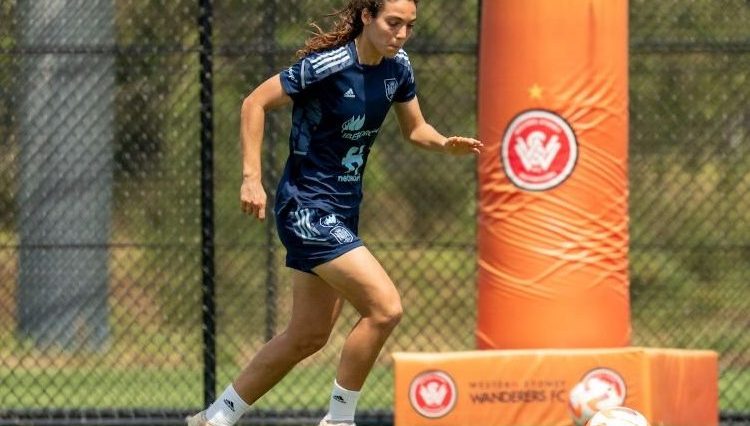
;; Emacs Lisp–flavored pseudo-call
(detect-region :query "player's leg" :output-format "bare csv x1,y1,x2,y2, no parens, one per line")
189,270,342,426
232,270,342,401
312,246,403,424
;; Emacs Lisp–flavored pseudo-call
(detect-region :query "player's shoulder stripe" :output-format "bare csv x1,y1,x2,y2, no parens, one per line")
308,46,352,71
304,45,354,78
314,53,352,73
309,46,348,65
395,49,412,67
393,49,415,84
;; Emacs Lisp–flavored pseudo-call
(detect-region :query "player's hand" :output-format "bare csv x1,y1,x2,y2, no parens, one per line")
444,136,483,155
240,177,267,221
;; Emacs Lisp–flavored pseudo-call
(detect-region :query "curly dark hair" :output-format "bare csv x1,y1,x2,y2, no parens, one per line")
296,0,418,58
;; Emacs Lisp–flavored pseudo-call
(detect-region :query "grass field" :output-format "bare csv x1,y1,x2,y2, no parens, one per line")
0,364,393,410
1,360,748,411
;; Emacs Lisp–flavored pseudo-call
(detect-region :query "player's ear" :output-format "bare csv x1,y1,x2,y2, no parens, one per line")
361,8,373,25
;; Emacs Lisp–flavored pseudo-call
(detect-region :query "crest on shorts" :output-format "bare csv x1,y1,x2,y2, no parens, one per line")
384,78,398,101
330,226,354,244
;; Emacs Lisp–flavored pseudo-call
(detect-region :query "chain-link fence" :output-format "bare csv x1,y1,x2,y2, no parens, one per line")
0,0,747,425
628,0,750,422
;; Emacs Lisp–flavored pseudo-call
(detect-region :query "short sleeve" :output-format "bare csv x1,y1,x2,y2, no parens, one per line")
393,53,417,103
279,58,314,99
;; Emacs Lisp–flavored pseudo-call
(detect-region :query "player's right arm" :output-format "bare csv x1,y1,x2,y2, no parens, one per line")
240,74,292,221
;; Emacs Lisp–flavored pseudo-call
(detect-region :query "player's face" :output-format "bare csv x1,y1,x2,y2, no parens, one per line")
362,0,417,58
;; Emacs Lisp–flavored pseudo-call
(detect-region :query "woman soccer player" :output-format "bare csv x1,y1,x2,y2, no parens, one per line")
188,0,481,425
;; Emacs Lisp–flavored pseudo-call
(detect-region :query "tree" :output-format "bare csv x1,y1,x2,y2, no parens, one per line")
17,0,115,350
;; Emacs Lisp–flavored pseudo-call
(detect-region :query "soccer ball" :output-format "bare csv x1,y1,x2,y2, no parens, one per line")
586,406,650,426
568,373,626,426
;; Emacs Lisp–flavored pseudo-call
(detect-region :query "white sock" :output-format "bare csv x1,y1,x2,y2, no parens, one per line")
205,384,251,426
324,380,360,422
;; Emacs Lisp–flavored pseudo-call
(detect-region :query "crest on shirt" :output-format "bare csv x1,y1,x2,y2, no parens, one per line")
384,78,398,101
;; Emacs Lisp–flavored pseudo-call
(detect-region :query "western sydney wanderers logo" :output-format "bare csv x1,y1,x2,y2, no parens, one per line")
580,368,627,401
502,109,578,191
409,370,457,419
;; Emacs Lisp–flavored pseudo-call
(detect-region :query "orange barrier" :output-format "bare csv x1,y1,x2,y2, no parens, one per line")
476,0,631,348
393,348,718,426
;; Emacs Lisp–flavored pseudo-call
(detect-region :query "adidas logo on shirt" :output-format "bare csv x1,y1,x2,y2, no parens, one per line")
343,88,355,98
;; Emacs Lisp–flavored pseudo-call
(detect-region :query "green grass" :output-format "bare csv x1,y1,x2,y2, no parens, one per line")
0,364,393,410
0,366,202,408
719,368,750,411
251,365,393,410
2,361,748,411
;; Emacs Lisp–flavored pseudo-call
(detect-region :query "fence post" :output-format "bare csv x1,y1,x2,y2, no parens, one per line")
198,0,217,407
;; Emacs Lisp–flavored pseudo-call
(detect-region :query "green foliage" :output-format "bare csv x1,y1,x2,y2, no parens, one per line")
630,0,750,41
112,2,199,178
0,2,16,230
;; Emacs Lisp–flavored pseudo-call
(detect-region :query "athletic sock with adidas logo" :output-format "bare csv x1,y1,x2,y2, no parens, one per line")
324,379,360,423
205,384,251,426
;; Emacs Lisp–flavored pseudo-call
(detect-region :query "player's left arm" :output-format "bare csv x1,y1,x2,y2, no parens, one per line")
393,96,483,155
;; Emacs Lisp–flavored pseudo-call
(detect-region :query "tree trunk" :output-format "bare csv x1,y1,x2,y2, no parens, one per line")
17,0,115,350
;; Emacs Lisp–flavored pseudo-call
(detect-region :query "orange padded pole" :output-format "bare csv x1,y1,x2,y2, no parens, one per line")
476,0,630,348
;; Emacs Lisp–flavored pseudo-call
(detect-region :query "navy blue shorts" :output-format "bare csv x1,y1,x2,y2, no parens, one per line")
275,205,363,273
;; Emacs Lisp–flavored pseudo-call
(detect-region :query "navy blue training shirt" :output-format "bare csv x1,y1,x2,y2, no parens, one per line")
276,40,417,217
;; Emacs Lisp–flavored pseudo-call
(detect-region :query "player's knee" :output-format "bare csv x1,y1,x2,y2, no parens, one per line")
288,329,331,358
372,303,403,332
